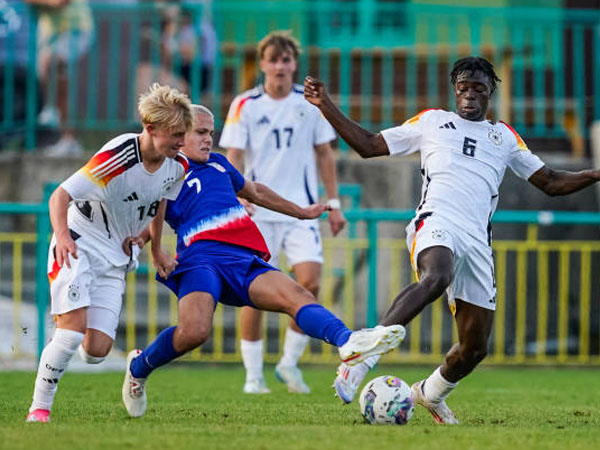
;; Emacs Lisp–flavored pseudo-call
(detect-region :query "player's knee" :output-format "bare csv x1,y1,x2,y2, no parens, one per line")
462,343,488,365
419,271,452,298
180,324,211,349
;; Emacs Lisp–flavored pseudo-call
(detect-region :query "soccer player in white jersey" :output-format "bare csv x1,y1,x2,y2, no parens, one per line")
304,57,600,424
220,31,346,394
25,83,192,423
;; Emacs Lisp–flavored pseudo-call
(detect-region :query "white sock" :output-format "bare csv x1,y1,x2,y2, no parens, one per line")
347,354,380,385
422,366,458,402
278,327,309,368
29,328,84,412
241,339,264,382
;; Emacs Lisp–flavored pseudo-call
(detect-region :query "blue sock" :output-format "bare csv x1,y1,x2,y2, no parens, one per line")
294,304,352,347
130,326,183,378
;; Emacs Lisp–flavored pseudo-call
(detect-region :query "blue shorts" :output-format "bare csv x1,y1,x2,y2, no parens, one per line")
157,240,276,307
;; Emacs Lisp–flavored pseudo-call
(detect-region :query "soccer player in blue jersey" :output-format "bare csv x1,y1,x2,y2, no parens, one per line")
121,105,405,418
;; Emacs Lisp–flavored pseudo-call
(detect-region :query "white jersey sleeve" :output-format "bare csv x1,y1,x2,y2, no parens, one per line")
502,122,545,180
380,109,436,156
313,111,336,146
219,94,251,150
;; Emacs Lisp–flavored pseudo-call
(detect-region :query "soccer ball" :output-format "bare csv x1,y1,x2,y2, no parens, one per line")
359,375,415,425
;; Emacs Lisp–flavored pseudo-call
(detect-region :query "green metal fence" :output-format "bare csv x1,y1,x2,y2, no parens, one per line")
1,2,598,152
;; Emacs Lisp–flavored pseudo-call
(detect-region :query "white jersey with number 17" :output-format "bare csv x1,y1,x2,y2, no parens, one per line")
219,84,336,222
381,109,545,242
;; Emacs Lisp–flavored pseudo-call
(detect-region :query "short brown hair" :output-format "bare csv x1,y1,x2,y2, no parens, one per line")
257,30,301,60
138,83,193,131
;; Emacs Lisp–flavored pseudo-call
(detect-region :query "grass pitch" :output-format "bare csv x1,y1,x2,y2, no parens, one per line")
1,365,599,450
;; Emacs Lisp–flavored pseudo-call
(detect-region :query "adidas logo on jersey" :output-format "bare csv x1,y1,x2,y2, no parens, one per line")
257,115,270,126
122,192,139,202
439,122,456,130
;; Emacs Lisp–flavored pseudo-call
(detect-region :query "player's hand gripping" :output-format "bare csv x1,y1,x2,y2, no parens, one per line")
300,203,332,220
304,76,328,108
122,236,145,257
54,229,78,269
152,248,178,279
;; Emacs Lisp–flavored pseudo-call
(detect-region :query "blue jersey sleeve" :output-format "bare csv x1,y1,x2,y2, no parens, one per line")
214,153,245,192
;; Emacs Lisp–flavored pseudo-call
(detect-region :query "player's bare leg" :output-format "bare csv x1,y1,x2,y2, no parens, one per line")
249,271,404,365
275,261,321,394
27,308,87,423
334,247,452,403
78,329,114,364
380,246,454,326
123,292,215,417
412,299,494,424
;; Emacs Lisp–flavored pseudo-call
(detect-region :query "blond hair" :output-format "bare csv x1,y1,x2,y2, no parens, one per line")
138,83,193,131
257,30,301,60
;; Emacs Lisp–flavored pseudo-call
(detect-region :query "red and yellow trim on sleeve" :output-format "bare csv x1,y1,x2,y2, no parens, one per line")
500,121,529,151
81,143,139,187
224,96,253,126
406,108,438,125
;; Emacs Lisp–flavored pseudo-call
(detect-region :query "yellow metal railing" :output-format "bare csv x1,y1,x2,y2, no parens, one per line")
2,224,600,365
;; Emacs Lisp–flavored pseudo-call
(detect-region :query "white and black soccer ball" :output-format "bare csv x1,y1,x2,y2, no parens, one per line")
359,375,415,425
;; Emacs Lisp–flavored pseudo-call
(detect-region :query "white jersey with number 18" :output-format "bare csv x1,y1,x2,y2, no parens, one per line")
381,109,545,242
59,133,188,267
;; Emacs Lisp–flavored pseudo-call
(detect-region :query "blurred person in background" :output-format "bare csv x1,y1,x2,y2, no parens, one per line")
161,0,216,96
25,0,94,157
220,30,346,395
0,1,43,149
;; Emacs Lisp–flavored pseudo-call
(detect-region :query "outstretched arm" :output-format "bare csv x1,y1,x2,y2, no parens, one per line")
528,166,600,196
315,142,346,236
304,76,390,159
237,180,330,220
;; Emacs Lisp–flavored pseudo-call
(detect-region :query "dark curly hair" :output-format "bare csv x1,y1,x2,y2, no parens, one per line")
450,57,501,93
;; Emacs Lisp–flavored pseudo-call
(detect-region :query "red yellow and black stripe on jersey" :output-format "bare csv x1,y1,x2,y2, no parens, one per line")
224,89,263,125
82,138,140,187
406,108,439,125
500,121,529,150
175,152,189,173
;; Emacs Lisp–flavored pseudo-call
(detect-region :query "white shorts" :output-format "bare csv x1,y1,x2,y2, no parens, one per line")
255,220,323,269
406,213,497,312
48,238,126,340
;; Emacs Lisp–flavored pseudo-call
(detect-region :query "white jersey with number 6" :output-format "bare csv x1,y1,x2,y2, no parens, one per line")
381,109,544,242
219,84,336,222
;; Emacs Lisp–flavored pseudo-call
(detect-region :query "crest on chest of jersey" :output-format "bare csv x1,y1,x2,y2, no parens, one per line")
488,129,503,146
208,162,226,173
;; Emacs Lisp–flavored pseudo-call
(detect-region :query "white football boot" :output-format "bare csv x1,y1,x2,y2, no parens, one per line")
332,363,360,404
122,349,147,417
274,363,310,394
411,380,459,425
243,377,271,394
338,325,405,365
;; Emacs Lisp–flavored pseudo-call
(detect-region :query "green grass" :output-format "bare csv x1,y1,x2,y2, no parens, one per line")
1,365,599,450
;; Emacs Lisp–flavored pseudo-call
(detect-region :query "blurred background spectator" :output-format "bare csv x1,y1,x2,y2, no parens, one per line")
26,0,94,156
